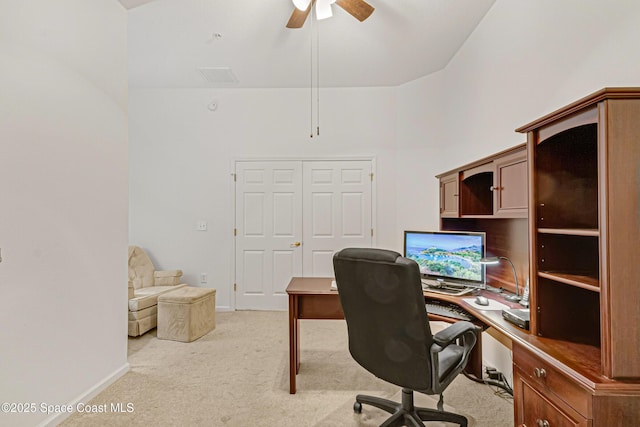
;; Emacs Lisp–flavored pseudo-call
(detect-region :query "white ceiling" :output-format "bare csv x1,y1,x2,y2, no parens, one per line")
122,0,496,89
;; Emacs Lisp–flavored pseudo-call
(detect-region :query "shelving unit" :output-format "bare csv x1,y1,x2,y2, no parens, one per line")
513,88,640,426
521,88,640,379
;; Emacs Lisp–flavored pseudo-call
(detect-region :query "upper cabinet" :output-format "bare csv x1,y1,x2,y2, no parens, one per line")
493,150,528,217
437,144,527,219
439,172,459,218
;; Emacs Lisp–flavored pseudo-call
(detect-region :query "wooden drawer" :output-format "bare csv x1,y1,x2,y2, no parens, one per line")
515,369,590,427
297,294,343,319
513,343,591,417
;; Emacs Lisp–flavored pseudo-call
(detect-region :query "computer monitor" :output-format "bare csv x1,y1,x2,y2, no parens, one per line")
403,230,486,288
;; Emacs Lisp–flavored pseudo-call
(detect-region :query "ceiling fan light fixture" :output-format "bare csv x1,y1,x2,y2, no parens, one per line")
292,0,311,11
315,0,333,20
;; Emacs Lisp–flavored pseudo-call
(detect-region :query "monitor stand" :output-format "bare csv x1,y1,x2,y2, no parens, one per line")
484,284,502,293
503,293,522,303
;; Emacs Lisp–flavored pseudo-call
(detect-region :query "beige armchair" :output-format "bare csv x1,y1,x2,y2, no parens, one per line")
128,246,187,336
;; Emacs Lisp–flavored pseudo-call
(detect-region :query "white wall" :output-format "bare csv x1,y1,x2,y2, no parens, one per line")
128,0,640,383
443,0,640,159
398,0,640,228
396,0,640,381
395,69,448,245
0,2,128,426
128,87,398,309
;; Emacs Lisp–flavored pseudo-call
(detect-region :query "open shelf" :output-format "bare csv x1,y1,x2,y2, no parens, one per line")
536,277,601,347
536,232,599,289
538,228,599,237
538,271,599,292
535,123,598,230
459,171,493,216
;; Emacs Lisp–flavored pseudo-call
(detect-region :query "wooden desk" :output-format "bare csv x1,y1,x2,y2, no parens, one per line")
287,277,343,394
286,277,494,394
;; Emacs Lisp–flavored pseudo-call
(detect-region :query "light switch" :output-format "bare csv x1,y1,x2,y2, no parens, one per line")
197,220,208,231
200,273,208,283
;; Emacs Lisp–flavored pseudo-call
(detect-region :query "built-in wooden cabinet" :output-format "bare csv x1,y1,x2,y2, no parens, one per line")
515,87,640,426
513,344,590,427
437,144,527,219
435,89,640,426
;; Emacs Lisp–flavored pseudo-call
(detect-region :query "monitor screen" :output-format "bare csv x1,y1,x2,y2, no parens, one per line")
403,230,485,286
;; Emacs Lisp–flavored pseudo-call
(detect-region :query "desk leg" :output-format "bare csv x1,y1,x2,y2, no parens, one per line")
295,318,300,374
466,332,483,379
289,294,298,394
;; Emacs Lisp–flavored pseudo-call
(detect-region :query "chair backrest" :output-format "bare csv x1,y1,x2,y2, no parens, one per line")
128,246,155,289
333,247,435,390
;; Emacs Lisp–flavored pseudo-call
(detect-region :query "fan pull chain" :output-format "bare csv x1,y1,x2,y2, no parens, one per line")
316,16,320,137
309,10,314,138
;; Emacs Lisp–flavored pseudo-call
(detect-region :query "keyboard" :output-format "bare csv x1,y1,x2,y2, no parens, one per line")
421,279,474,296
426,301,473,321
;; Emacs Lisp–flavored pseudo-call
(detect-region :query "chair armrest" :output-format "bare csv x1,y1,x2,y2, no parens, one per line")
154,270,183,278
154,270,183,286
432,321,478,349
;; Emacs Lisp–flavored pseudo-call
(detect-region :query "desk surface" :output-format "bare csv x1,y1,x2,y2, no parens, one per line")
452,290,640,392
287,277,640,392
286,277,336,295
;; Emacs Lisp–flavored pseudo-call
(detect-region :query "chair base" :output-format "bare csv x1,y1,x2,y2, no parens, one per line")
354,388,467,427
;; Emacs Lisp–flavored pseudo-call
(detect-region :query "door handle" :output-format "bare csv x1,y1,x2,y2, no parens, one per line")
290,242,301,248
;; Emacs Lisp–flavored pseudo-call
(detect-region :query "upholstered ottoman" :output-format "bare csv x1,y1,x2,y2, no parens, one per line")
157,286,216,342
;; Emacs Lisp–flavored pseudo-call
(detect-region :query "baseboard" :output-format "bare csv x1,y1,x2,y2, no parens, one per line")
38,362,131,427
216,306,234,312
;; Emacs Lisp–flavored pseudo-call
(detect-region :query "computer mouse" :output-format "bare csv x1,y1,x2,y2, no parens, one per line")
475,296,489,306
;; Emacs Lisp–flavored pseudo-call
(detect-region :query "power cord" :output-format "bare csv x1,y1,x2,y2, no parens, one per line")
463,367,513,397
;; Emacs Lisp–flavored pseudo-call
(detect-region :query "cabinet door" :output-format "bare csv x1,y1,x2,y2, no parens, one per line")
493,150,527,218
514,368,590,427
439,172,459,217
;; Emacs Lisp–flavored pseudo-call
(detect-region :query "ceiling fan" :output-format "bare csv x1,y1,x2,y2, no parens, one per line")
286,0,375,28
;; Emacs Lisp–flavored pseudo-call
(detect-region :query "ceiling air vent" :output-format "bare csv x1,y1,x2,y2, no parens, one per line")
198,67,238,85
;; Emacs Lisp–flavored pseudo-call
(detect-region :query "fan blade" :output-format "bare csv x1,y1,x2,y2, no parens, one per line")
335,0,374,22
286,0,316,28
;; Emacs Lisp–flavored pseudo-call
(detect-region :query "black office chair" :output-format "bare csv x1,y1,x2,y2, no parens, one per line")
333,248,479,427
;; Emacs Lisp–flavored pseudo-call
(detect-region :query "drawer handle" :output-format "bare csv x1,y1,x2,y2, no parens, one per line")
536,419,550,427
533,367,547,378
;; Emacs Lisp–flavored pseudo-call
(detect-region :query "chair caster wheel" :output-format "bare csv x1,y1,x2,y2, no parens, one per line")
353,401,362,413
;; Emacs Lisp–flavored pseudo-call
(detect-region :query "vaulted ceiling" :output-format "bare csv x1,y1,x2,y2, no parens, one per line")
121,0,496,89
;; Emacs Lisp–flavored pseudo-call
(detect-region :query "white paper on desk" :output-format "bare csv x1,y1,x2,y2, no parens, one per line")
463,298,509,311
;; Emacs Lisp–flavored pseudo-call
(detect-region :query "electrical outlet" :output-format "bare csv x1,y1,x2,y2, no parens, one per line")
197,220,208,231
486,367,502,380
200,273,208,283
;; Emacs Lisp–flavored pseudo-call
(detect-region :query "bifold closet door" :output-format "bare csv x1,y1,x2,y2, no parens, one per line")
302,161,373,277
235,161,303,310
235,159,373,310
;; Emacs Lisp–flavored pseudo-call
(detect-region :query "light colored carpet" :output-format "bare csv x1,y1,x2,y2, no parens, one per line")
61,311,512,426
